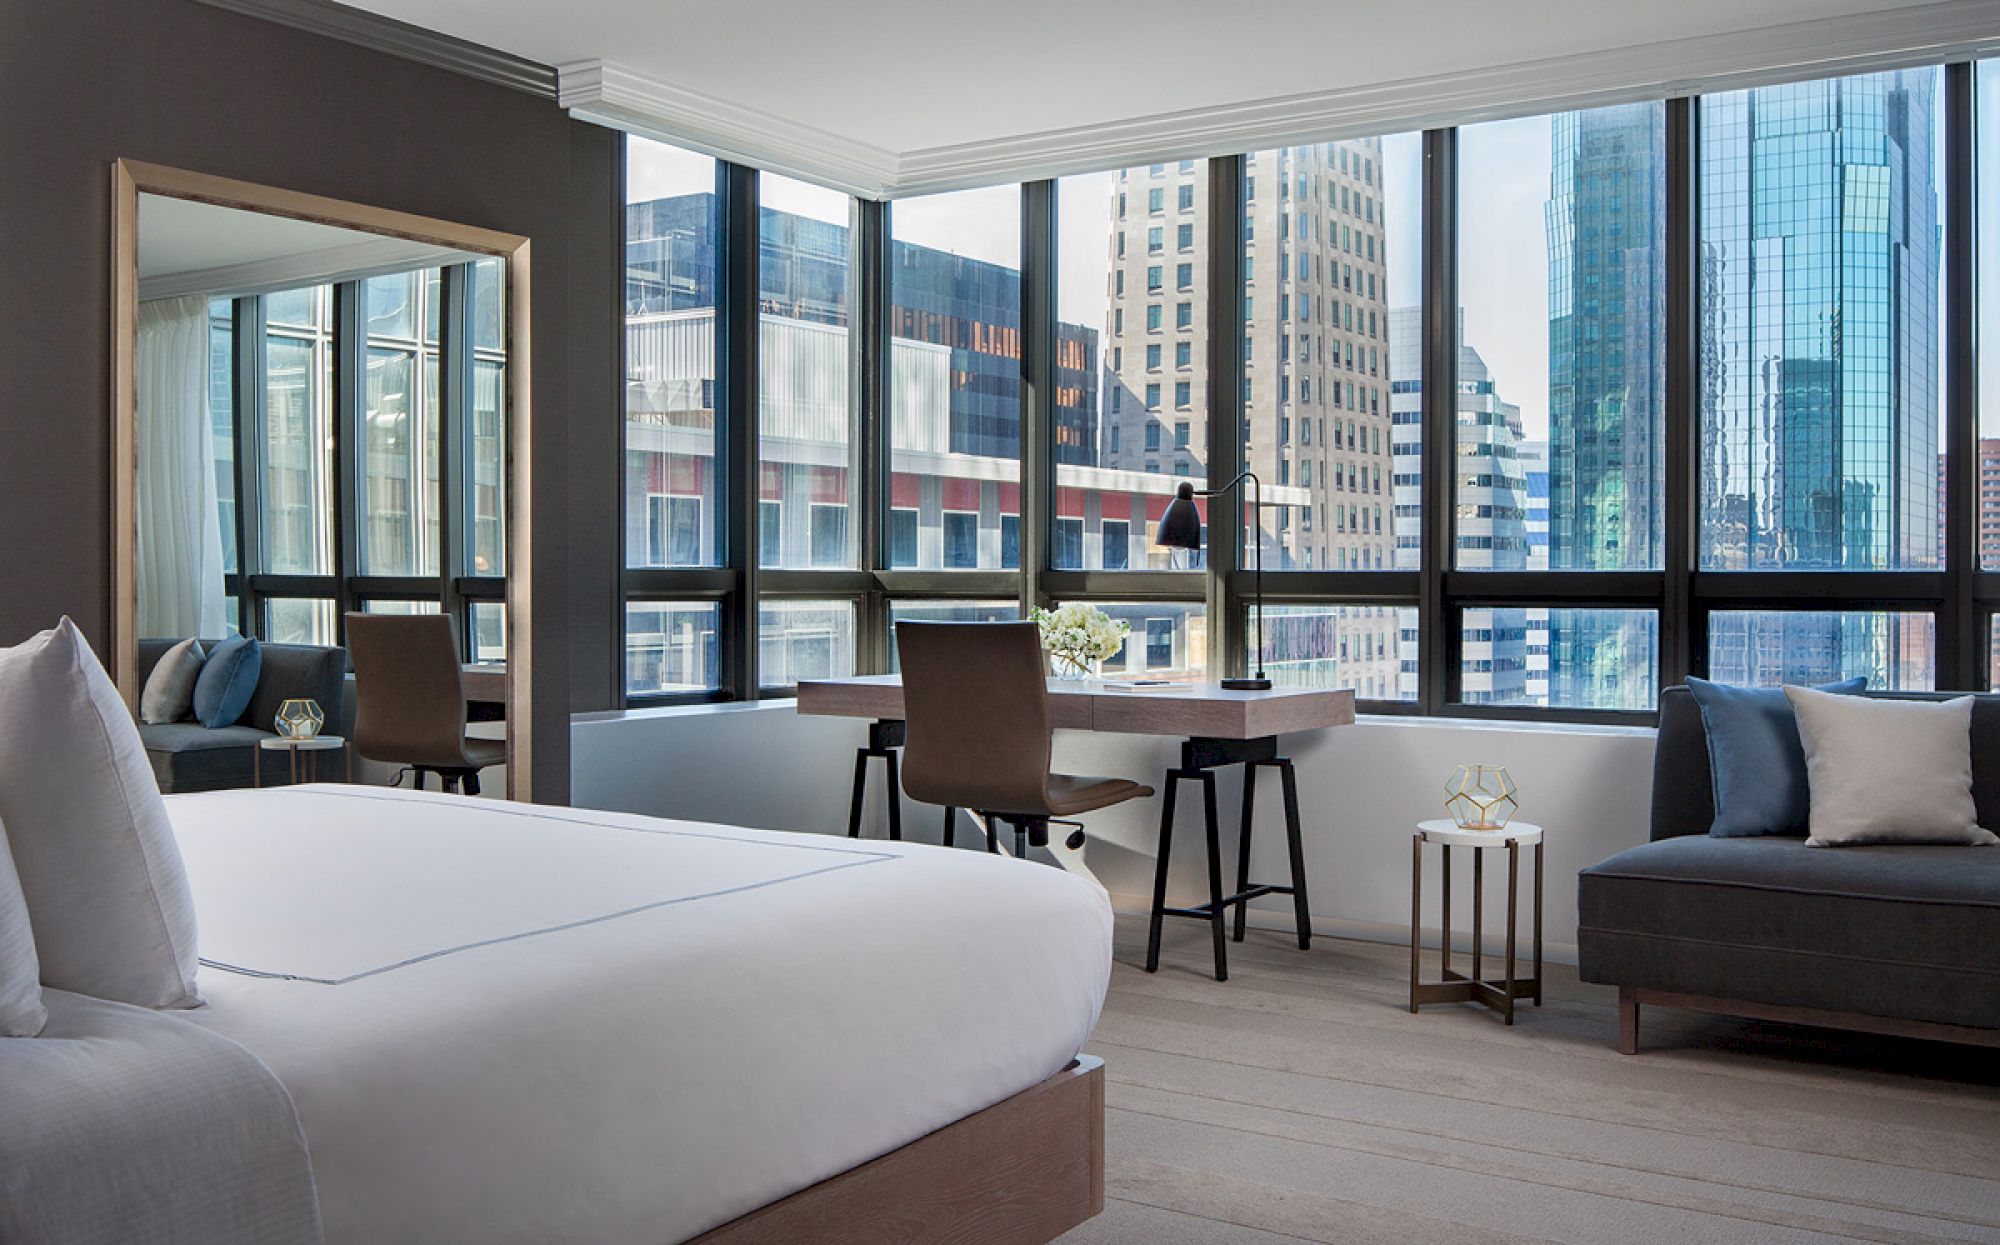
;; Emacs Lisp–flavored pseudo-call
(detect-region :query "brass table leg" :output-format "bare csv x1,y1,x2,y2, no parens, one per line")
1504,839,1520,1025
1407,832,1421,1013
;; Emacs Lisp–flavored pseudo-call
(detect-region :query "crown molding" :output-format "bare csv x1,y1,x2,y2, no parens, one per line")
139,236,476,302
558,62,899,198
193,0,556,97
563,0,2000,199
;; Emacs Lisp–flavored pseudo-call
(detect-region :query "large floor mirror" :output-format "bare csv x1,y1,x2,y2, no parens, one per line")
110,162,533,800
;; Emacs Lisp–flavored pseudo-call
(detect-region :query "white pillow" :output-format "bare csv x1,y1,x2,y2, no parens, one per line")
1784,686,1999,847
139,637,206,725
0,816,46,1036
0,619,202,1008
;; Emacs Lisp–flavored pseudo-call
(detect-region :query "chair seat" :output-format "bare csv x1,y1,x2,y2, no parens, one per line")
1045,773,1154,817
460,737,506,768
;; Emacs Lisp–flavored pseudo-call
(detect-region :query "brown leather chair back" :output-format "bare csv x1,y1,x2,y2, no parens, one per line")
344,612,471,767
895,620,1054,816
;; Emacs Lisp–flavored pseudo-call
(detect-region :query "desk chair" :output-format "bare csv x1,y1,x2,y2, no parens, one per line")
895,620,1152,859
345,612,503,795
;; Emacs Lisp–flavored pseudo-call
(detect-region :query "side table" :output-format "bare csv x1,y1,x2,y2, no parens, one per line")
256,735,351,788
1409,819,1542,1024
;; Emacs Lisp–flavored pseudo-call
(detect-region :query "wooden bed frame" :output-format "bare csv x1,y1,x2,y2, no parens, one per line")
691,1057,1104,1244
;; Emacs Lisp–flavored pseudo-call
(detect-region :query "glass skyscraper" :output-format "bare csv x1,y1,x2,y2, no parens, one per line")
1544,103,1666,708
1698,68,1940,687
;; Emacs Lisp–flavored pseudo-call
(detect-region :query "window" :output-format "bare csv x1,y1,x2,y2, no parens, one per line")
1453,104,1665,710
1708,611,1934,689
757,600,856,686
1054,166,1209,573
604,64,1988,722
1704,69,1941,572
626,139,721,570
759,501,781,566
1101,519,1131,569
225,259,503,653
943,511,980,568
759,171,856,570
1243,135,1419,573
1253,604,1419,701
261,284,333,576
359,270,438,578
647,495,703,565
1461,609,1659,709
808,502,847,568
887,600,1018,669
625,602,720,695
890,183,1024,572
888,507,918,568
1090,603,1206,677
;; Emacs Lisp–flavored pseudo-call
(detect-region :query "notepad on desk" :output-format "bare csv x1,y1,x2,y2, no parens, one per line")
1097,678,1192,693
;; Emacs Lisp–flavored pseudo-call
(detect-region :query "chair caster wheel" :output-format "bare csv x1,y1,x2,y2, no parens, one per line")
1065,828,1086,851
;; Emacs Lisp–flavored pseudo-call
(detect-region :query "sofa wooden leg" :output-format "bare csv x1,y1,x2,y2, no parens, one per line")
1618,987,1639,1055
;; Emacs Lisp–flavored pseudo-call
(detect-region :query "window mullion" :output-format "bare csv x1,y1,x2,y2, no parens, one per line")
1419,128,1458,713
1944,60,1980,689
1662,96,1699,687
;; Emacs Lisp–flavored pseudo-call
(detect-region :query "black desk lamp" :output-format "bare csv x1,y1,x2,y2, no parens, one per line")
1156,474,1270,690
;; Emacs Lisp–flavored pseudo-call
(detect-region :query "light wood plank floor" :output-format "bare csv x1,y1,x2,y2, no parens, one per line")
1059,915,2000,1244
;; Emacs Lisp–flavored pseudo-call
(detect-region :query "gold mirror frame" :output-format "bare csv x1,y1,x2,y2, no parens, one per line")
109,160,534,801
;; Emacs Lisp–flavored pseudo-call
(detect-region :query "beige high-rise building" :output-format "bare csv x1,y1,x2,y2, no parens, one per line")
1100,143,1395,573
1098,144,1400,696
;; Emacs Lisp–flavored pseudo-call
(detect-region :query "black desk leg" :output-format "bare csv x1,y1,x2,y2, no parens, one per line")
1200,772,1227,982
846,750,870,839
844,720,907,841
1232,765,1257,943
942,807,956,848
882,749,902,842
1279,758,1311,950
1144,774,1179,973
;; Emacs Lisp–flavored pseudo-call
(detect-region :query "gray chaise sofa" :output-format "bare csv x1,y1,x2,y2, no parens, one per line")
136,639,350,794
1577,685,2000,1053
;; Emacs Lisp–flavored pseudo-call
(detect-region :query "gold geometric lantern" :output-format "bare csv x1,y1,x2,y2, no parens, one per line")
274,698,325,740
1444,763,1517,830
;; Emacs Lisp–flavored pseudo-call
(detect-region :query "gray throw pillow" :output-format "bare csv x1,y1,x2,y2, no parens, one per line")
1784,687,1998,847
138,638,205,725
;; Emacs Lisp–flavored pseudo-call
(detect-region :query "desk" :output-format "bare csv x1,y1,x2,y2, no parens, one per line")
797,675,1354,981
461,663,508,722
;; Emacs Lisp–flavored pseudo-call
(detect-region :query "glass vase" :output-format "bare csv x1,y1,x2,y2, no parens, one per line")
1049,651,1098,681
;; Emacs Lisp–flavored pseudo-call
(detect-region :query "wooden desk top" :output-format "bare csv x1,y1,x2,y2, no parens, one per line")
795,674,1354,740
461,662,508,705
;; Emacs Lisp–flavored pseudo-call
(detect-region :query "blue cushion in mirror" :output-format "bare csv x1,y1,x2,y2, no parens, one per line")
1687,675,1866,838
191,636,261,729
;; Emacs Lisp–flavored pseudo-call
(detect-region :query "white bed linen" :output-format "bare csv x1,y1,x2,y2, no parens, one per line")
169,785,1112,1245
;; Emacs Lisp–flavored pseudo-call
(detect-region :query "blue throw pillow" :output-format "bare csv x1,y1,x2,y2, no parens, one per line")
1687,676,1866,837
192,636,261,729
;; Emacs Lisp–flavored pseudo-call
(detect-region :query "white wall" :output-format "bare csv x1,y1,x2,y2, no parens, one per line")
571,704,1658,963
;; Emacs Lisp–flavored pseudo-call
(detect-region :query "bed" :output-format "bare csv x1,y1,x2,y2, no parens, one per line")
153,784,1110,1244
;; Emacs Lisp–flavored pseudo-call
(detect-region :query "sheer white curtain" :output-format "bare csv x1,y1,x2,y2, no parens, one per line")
137,295,227,639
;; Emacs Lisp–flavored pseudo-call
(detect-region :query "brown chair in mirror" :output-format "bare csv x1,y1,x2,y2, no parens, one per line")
345,612,504,795
896,620,1153,859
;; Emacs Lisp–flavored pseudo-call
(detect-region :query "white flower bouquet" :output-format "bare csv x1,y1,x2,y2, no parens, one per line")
1030,602,1129,680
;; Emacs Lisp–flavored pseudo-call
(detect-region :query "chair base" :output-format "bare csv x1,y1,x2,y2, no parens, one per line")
412,766,486,796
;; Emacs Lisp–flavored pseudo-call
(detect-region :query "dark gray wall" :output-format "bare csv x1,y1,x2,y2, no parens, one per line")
0,0,623,802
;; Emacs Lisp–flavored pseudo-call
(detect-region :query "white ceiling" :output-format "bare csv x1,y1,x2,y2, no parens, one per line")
342,0,1999,195
138,194,480,299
